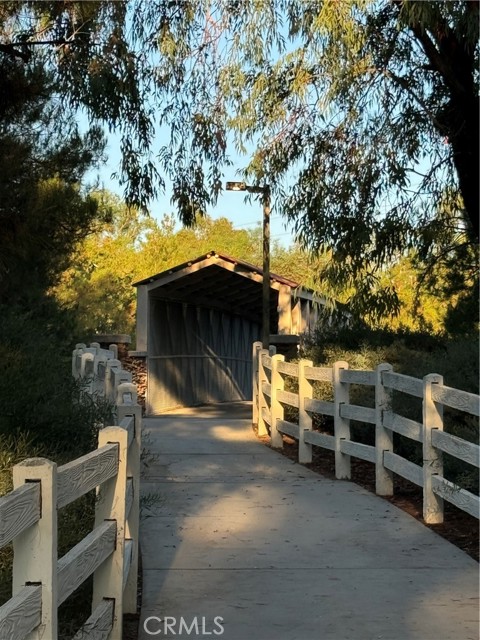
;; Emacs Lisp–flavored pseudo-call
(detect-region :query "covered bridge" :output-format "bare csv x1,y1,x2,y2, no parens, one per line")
133,251,325,414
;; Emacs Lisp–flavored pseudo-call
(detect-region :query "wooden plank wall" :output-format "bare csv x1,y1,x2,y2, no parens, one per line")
147,300,260,413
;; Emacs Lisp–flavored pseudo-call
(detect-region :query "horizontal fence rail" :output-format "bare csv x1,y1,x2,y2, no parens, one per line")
252,341,480,525
0,342,141,640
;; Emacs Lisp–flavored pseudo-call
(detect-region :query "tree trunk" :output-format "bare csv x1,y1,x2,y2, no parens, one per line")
448,94,479,240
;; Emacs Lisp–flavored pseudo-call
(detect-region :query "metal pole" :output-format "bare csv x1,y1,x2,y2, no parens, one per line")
262,186,271,349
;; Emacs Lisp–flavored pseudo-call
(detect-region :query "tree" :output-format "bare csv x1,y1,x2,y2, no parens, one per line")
2,1,478,322
52,194,322,338
0,58,107,301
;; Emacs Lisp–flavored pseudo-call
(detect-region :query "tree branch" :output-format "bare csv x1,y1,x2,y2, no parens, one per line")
409,23,467,97
0,42,30,62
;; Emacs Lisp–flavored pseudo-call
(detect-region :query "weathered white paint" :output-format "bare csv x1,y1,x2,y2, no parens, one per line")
340,403,376,424
1,344,141,640
0,483,40,548
333,361,350,479
261,381,272,398
383,451,423,488
13,458,58,640
304,366,332,382
382,370,423,398
123,539,134,591
298,359,313,464
257,348,270,436
262,407,271,427
423,373,444,523
431,476,480,519
383,411,422,443
375,363,394,496
431,429,480,468
126,477,134,519
57,521,117,605
93,425,129,640
304,430,335,451
277,360,299,377
340,439,376,464
117,382,138,407
0,585,42,640
339,369,376,386
118,403,142,614
276,419,300,440
57,444,119,509
270,354,285,449
261,353,272,370
431,384,480,416
71,599,114,640
304,397,334,417
252,342,262,427
276,388,299,408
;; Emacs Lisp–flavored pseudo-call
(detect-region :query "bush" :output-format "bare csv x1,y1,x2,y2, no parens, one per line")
0,298,114,637
0,300,112,460
298,323,479,493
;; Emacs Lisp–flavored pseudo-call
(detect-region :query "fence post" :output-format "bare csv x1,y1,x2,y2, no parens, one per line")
257,349,269,436
72,343,86,378
270,354,285,448
92,425,128,639
117,384,141,615
93,354,109,396
105,359,122,402
423,373,444,524
80,350,95,378
252,341,262,428
333,361,350,479
109,344,119,360
12,458,58,640
375,363,394,496
299,359,313,464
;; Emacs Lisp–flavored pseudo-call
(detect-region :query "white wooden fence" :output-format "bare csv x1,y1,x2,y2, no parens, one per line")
252,341,480,524
0,342,141,640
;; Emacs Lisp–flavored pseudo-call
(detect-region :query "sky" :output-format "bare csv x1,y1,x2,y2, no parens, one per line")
88,126,297,247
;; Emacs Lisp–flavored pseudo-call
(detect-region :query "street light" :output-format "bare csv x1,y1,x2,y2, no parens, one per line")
226,181,271,349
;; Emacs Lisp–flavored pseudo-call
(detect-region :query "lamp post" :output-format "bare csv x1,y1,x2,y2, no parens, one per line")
226,181,271,349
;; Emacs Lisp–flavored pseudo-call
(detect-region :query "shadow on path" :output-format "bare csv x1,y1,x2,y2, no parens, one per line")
139,402,479,640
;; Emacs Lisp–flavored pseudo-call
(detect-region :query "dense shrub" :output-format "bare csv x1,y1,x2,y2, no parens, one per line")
0,300,112,461
0,298,113,635
294,324,479,494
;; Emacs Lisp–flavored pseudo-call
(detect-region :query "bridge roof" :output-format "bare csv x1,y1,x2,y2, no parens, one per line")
133,251,302,289
132,251,321,326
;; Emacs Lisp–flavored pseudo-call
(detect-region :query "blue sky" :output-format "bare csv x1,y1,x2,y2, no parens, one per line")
87,126,296,247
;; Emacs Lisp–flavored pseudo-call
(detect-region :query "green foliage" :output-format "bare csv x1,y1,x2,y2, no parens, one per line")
0,301,113,459
51,193,324,339
0,49,107,302
305,324,479,394
300,323,479,492
0,297,113,623
2,1,478,324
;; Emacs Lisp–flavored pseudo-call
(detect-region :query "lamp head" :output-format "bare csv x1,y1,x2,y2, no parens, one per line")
225,181,247,191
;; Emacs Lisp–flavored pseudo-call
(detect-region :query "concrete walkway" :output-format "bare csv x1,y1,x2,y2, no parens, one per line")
139,402,479,640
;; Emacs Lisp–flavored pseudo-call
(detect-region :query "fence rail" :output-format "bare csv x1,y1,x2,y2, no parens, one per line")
0,342,140,640
253,341,480,524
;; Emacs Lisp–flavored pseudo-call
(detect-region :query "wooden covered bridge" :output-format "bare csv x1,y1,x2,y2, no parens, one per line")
132,251,325,414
